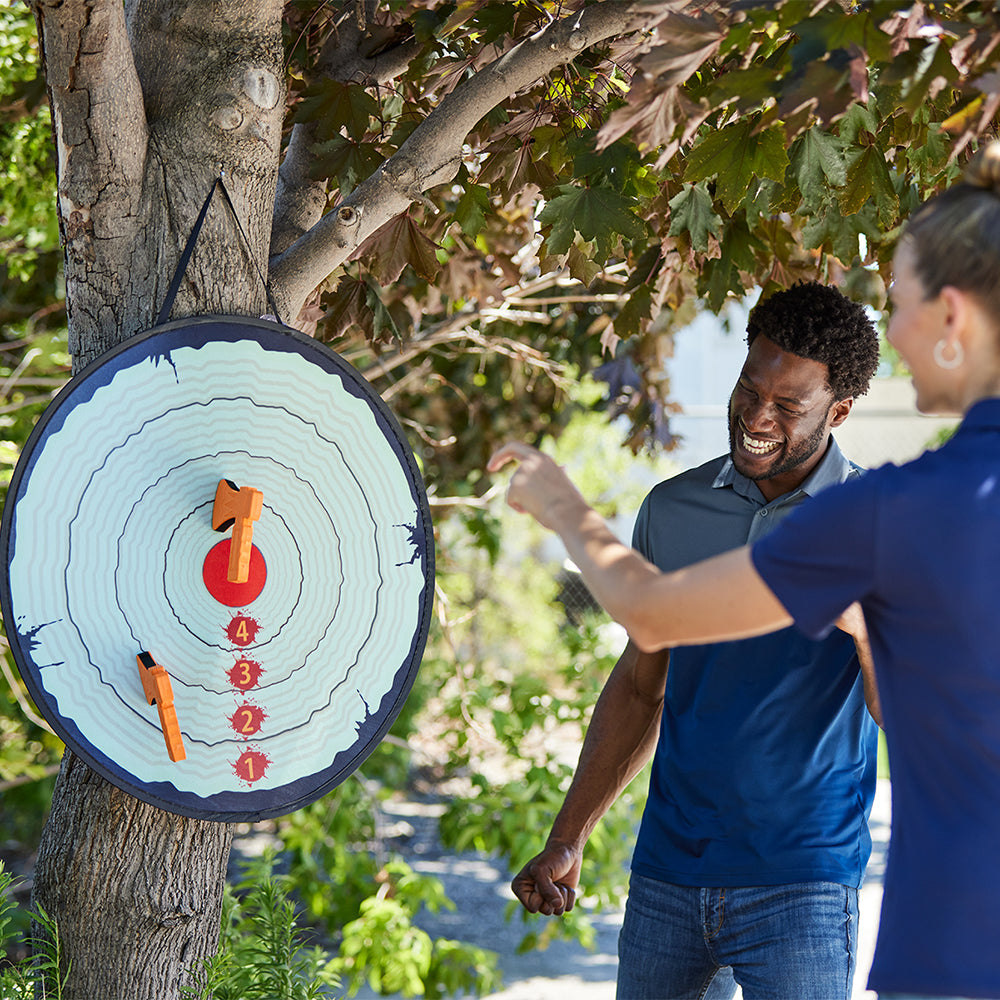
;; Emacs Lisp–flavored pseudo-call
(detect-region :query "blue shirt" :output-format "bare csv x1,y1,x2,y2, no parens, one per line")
631,441,877,889
752,398,1000,998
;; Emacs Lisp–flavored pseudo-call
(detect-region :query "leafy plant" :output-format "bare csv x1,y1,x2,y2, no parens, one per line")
0,647,63,849
436,616,648,954
0,863,68,999
332,858,500,999
270,781,501,998
182,865,339,1000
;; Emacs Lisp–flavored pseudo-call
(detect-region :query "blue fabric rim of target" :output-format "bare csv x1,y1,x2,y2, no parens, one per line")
0,315,435,822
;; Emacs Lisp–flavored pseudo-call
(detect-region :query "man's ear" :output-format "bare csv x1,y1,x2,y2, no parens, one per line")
829,396,854,428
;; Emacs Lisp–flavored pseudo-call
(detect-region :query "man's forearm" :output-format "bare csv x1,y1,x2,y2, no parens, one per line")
547,642,667,849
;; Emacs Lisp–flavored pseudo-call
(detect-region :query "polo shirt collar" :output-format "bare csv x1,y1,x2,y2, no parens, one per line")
711,436,853,503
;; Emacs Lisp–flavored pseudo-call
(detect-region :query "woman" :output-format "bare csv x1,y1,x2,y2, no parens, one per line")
489,142,1000,1000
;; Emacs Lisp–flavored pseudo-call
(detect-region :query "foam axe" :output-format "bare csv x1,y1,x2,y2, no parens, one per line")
212,479,263,584
136,651,186,762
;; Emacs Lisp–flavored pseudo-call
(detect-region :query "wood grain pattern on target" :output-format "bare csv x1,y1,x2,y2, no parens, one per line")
0,316,433,821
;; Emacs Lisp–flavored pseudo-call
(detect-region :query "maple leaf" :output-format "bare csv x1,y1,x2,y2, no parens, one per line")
802,199,880,265
295,79,380,141
479,136,558,203
310,136,381,194
597,76,682,153
840,143,898,227
789,127,847,212
322,278,372,342
667,183,721,254
538,184,648,261
683,122,789,214
637,11,725,88
358,213,442,286
453,184,491,238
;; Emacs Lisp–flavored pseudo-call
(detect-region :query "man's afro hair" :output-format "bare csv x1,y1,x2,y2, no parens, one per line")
745,281,879,399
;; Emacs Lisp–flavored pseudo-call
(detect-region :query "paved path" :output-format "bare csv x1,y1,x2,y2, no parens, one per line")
351,778,891,1000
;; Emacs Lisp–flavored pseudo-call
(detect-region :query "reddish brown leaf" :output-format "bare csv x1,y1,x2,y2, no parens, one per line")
357,213,442,286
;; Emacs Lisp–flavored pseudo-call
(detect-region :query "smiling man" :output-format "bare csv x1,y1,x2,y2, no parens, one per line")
510,282,882,1000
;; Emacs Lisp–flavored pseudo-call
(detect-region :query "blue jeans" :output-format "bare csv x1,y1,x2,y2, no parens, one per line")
617,873,858,1000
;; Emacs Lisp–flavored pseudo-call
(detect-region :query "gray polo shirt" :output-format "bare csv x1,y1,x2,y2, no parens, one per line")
637,437,861,568
629,436,875,888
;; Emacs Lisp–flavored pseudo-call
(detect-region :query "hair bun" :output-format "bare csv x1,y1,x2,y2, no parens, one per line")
964,141,1000,193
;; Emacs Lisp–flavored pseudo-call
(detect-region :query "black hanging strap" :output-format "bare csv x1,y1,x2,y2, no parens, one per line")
156,173,283,326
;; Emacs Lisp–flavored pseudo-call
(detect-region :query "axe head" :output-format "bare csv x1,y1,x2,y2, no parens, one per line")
213,479,262,531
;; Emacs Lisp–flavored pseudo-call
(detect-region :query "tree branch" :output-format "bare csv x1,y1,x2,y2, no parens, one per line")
270,5,422,259
268,1,657,321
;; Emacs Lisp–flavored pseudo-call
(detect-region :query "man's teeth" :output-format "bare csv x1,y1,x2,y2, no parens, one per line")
743,432,779,455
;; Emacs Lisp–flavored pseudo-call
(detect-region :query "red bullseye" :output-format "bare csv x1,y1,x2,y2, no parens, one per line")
203,540,266,606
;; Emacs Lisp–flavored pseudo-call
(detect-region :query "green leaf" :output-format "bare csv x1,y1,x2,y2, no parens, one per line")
295,79,380,140
570,133,642,191
668,182,721,254
699,217,757,312
538,184,647,260
789,127,846,211
904,123,950,185
838,101,879,146
310,136,381,195
537,185,579,256
684,122,789,213
709,65,779,114
802,198,880,264
840,143,898,227
453,183,491,237
612,285,652,342
788,8,891,69
896,38,959,115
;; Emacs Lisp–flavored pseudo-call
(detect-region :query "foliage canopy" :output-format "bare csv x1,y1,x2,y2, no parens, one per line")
4,2,1000,490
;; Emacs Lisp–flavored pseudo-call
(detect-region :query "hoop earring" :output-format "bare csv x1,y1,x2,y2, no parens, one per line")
933,339,964,370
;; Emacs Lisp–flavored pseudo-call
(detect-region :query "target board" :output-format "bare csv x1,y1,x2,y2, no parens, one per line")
0,316,434,821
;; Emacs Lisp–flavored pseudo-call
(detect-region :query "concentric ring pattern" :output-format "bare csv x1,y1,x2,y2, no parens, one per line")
0,317,433,820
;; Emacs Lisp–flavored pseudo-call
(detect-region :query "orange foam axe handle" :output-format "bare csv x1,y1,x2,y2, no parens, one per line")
137,652,186,762
212,479,263,584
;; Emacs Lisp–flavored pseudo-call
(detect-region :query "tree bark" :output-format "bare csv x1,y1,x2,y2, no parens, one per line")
33,754,233,997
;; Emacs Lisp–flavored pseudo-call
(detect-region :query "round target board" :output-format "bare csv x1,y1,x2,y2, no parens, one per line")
0,315,434,821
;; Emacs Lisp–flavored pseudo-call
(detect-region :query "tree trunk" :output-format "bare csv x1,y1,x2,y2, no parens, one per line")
33,754,233,997
29,2,285,995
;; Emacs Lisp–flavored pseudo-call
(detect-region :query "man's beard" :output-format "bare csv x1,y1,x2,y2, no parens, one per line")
728,411,830,483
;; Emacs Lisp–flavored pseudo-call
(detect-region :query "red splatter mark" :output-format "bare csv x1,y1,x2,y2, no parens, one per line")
203,540,267,606
229,702,267,738
233,748,271,785
227,657,264,691
225,614,260,647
